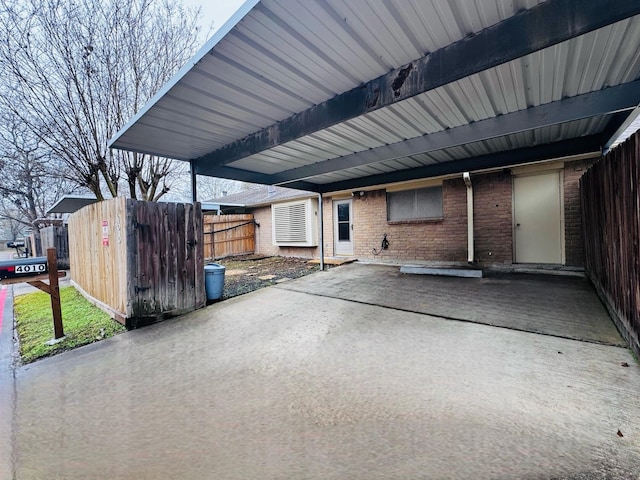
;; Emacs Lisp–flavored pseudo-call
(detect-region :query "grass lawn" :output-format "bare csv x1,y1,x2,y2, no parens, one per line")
14,286,125,364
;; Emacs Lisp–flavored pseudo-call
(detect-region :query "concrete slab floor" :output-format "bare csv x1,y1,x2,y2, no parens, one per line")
281,263,625,347
8,271,640,480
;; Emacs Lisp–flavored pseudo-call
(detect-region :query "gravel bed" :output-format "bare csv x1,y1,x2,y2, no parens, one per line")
213,256,321,300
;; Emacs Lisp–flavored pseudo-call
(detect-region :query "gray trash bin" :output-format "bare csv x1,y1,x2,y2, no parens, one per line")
204,263,225,300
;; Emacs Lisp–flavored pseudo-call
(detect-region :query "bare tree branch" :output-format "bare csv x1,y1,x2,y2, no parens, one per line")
0,0,203,201
0,113,79,230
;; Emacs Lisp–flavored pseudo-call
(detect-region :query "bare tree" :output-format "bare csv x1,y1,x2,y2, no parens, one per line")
195,176,251,202
0,213,29,241
162,162,250,203
0,114,76,231
0,0,202,201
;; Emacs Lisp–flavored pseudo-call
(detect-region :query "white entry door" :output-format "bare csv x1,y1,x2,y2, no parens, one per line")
333,199,353,256
513,171,563,264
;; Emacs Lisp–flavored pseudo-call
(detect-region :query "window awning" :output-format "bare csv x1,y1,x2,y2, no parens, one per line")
109,0,640,193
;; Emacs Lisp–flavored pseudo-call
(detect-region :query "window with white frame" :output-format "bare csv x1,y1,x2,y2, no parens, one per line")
387,186,443,221
272,198,318,246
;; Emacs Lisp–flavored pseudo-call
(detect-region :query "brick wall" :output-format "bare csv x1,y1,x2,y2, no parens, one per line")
322,197,334,257
249,159,591,266
473,171,513,264
349,179,468,262
253,206,273,255
563,158,595,267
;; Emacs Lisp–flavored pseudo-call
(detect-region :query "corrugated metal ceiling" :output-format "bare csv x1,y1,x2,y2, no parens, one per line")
305,116,613,185
111,0,546,158
226,19,640,176
110,0,640,192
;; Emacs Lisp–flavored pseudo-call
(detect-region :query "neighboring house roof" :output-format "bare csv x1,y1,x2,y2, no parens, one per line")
47,195,98,214
208,185,313,208
109,0,640,194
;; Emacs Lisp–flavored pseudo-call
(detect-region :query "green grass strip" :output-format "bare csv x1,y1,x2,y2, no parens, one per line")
14,286,125,364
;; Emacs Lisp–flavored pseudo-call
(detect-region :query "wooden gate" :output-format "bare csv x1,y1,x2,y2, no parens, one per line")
132,201,204,325
40,226,70,269
69,197,205,328
203,214,255,259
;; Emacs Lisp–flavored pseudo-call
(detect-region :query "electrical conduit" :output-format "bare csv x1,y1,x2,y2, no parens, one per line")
463,172,474,264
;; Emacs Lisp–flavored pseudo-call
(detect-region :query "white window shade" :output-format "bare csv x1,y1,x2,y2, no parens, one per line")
272,198,318,247
387,186,443,221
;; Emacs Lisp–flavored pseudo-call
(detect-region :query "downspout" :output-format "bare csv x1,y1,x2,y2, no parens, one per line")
463,172,474,264
190,159,197,202
318,193,324,271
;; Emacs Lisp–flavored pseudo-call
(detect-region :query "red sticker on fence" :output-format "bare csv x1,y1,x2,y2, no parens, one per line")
102,220,109,246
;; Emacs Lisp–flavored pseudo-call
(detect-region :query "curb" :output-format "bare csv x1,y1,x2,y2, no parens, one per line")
0,285,16,479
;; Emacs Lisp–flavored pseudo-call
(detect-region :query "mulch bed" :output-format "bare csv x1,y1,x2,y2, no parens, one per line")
212,255,322,300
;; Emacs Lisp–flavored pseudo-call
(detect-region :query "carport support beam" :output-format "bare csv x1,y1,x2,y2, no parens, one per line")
190,159,197,202
318,193,324,271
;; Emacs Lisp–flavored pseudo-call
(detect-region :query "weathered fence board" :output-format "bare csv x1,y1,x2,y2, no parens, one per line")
581,131,640,359
69,198,205,328
69,197,129,320
40,226,70,269
203,214,255,259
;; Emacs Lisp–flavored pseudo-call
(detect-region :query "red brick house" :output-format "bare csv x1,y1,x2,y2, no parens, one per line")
213,154,595,268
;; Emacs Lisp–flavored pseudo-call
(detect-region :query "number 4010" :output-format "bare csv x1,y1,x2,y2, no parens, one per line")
15,264,46,274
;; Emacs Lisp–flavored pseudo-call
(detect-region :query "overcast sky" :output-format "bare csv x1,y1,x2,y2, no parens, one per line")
182,0,246,35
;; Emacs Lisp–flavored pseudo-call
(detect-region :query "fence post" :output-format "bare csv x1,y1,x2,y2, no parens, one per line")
47,248,64,339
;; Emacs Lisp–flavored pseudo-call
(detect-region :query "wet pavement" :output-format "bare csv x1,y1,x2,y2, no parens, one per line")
283,263,625,346
6,265,640,479
0,284,16,480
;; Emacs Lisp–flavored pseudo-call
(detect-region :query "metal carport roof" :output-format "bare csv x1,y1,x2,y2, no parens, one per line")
109,0,640,193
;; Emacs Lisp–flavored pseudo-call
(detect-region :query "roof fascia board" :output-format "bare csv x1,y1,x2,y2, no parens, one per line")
317,135,602,194
207,202,246,208
602,107,640,153
108,0,260,149
270,81,640,184
246,194,316,209
193,0,640,170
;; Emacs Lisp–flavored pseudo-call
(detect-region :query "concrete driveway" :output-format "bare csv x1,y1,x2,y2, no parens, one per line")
8,264,640,479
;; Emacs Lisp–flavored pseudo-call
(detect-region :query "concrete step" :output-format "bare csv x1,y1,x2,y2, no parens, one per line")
400,264,483,278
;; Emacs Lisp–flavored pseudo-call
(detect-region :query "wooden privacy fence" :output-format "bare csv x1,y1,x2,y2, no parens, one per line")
69,197,205,328
203,214,255,260
40,225,70,269
581,131,640,359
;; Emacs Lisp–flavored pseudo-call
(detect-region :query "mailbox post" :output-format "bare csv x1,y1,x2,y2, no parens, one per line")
0,247,65,341
47,248,64,339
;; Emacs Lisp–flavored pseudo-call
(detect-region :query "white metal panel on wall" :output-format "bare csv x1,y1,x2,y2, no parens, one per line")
272,198,318,247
